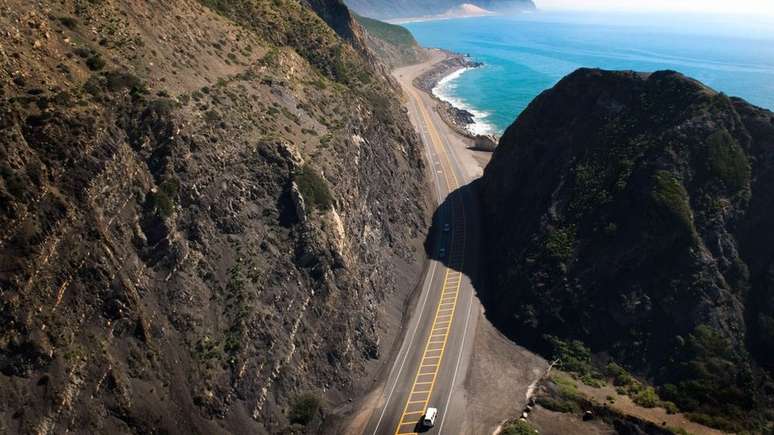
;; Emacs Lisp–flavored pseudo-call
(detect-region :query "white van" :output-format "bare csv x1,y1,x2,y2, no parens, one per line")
423,407,438,427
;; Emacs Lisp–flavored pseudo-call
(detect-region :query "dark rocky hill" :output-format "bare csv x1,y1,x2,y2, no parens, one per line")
0,0,431,433
344,0,535,20
478,68,774,431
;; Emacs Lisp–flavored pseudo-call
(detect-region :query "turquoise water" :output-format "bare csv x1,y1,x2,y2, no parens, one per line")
405,13,774,135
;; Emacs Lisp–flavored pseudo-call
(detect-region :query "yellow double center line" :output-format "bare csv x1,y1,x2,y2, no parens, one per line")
394,87,467,434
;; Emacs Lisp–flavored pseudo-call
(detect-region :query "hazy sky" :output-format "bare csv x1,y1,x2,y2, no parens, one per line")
535,0,774,16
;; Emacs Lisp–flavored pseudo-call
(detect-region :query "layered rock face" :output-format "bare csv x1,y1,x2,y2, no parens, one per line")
479,69,774,428
0,0,431,433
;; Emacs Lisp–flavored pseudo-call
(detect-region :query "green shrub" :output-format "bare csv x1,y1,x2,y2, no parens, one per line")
223,330,241,355
159,178,180,199
659,325,754,430
662,401,679,414
281,107,300,125
547,336,594,376
288,393,320,426
74,47,91,58
536,396,580,414
706,129,750,192
569,162,611,214
204,110,220,123
146,178,178,218
632,386,659,408
86,54,106,71
579,372,604,388
650,170,693,231
552,373,583,402
146,190,174,217
294,165,333,211
501,420,538,435
685,412,744,433
193,336,221,361
58,16,78,29
260,47,280,66
605,362,648,395
310,77,327,90
536,373,585,414
1,165,27,199
605,362,676,410
606,362,635,386
544,226,576,261
104,71,145,93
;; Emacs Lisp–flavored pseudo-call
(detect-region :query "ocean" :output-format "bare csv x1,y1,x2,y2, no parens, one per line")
405,12,774,135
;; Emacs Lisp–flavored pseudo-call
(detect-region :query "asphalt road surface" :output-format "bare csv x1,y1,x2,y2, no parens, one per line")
363,54,483,435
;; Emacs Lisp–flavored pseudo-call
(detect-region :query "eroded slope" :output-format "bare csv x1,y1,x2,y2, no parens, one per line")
0,0,431,433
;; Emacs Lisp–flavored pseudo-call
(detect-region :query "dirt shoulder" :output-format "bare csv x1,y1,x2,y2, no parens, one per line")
327,243,432,435
463,315,548,435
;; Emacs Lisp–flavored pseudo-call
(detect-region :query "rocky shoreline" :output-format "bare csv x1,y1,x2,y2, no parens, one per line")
413,51,498,151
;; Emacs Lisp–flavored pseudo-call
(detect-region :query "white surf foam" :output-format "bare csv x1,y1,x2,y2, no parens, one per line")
432,67,496,136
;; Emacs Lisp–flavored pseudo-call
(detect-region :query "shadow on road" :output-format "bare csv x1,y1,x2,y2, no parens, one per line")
423,178,541,350
422,178,553,371
423,179,485,303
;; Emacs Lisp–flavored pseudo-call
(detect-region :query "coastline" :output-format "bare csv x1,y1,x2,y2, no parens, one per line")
413,51,498,151
388,12,497,25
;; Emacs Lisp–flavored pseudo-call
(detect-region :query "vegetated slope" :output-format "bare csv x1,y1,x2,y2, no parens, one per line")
353,14,428,68
0,0,432,434
344,0,535,21
479,69,774,431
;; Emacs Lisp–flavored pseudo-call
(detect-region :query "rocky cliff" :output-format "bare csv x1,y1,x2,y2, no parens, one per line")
479,69,774,430
353,14,428,68
0,0,431,433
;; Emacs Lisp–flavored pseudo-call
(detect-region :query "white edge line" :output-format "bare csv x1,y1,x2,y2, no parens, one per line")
437,286,474,435
371,260,438,435
371,79,448,435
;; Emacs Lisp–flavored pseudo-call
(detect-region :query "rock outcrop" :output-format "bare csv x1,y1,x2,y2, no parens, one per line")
0,0,431,433
413,54,482,94
479,68,774,430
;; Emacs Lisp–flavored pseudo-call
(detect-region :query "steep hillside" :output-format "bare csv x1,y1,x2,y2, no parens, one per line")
344,0,535,21
353,14,428,68
479,69,774,431
0,0,431,434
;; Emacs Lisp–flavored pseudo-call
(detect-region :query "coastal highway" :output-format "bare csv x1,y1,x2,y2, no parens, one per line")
362,53,484,435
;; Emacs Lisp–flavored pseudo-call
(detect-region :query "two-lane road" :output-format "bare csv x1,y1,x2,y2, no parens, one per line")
363,55,483,435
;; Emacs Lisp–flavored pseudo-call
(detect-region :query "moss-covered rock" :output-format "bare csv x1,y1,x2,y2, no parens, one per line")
705,129,750,193
649,170,693,233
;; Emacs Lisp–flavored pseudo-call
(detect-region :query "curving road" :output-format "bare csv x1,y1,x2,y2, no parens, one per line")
362,52,485,435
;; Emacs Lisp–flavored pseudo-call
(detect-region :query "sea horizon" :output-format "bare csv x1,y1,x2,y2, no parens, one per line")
407,11,774,135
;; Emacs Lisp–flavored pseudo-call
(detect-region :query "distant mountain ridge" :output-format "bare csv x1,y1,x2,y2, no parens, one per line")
344,0,535,20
